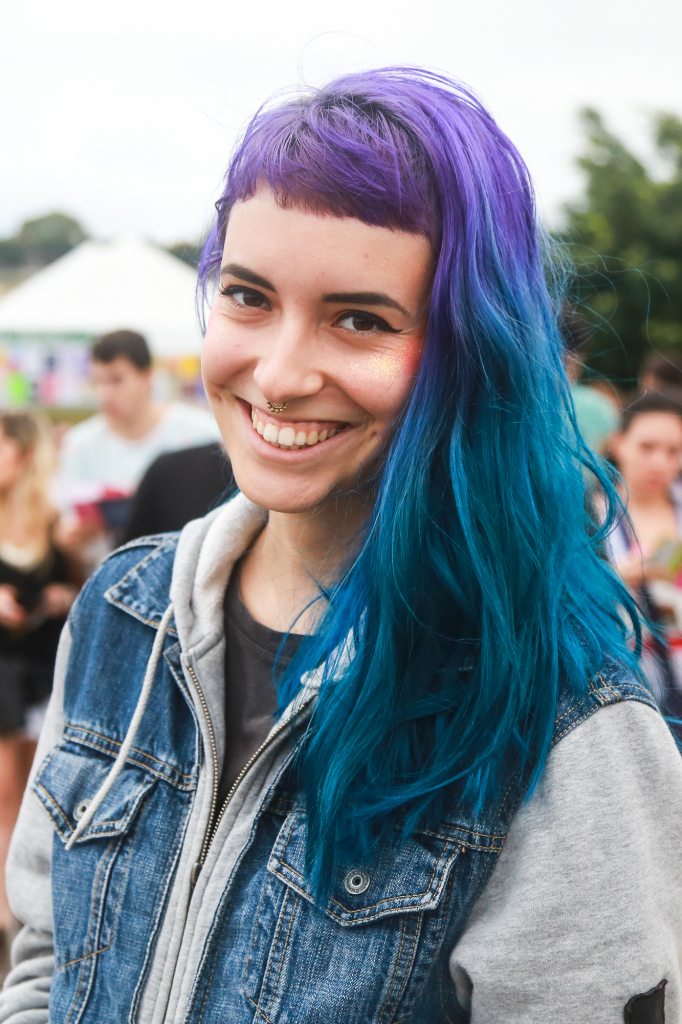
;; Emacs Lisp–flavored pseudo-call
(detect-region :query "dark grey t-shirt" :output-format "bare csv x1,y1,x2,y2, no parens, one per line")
219,568,305,802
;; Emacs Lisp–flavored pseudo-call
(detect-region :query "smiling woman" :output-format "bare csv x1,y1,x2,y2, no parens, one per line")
202,193,430,527
3,67,682,1024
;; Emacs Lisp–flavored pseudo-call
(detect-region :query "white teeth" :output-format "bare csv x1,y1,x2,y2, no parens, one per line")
251,408,344,449
277,427,295,447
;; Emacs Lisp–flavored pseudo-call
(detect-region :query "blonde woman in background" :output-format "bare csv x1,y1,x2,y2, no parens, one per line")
0,413,79,954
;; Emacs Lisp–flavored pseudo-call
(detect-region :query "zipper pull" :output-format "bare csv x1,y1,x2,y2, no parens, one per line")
190,861,202,887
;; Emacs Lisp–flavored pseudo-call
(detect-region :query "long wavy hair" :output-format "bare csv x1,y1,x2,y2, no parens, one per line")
199,67,640,895
0,411,56,545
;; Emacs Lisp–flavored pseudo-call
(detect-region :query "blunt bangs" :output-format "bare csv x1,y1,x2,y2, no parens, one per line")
198,67,642,901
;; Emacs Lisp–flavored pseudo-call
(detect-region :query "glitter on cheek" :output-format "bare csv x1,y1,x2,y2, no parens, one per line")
347,338,422,382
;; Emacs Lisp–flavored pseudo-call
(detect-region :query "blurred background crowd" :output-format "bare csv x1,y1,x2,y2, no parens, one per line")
0,0,680,972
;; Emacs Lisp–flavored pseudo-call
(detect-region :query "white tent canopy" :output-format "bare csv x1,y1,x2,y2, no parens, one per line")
0,237,203,357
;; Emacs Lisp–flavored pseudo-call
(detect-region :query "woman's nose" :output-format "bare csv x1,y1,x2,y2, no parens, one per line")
253,319,324,404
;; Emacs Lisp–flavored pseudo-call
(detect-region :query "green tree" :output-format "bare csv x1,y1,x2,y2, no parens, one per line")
563,109,682,383
168,241,203,267
0,212,87,270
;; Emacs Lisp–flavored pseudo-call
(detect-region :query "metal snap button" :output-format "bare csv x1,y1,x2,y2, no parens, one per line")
344,868,370,894
74,799,91,821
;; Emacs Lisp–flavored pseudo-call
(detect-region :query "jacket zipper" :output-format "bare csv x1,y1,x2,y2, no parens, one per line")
205,694,314,851
186,664,219,870
188,656,314,879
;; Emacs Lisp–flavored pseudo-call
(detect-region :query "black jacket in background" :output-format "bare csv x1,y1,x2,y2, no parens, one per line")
124,443,235,542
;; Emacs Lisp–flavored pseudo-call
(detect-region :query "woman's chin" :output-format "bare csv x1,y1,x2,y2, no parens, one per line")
234,475,343,516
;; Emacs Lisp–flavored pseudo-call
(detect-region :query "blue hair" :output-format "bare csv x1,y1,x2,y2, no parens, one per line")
199,67,641,896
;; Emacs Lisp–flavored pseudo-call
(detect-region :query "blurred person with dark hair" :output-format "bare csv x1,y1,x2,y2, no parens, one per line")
640,349,682,393
0,413,79,947
123,443,234,541
55,330,219,561
607,389,682,718
561,304,619,453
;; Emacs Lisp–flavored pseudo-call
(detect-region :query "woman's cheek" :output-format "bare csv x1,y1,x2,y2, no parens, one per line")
201,307,246,390
344,336,423,412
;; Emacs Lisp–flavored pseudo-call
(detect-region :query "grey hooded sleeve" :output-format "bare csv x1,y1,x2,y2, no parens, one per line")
0,623,70,1023
450,700,682,1022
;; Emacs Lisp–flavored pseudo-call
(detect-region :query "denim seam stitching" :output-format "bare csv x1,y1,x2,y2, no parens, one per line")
259,885,292,1016
273,856,450,922
63,836,116,1024
242,884,269,987
416,828,505,848
65,725,198,781
63,731,197,789
34,780,71,838
105,789,149,949
195,934,221,1024
378,912,413,1022
437,868,459,1024
391,914,423,1021
244,993,274,1024
553,707,607,744
268,890,299,1013
34,779,151,840
276,815,449,915
106,595,178,635
129,793,194,1024
595,672,620,702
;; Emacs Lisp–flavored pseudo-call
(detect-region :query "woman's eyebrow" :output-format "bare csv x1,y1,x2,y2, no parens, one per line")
220,263,277,292
323,291,408,317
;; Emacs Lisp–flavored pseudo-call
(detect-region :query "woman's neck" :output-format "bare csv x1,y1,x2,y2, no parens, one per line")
238,495,371,634
0,490,48,550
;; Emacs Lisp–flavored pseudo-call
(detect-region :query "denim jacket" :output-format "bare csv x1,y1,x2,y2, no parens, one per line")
2,495,672,1024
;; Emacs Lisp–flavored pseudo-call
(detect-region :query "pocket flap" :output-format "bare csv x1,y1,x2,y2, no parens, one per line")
32,744,156,845
268,811,460,926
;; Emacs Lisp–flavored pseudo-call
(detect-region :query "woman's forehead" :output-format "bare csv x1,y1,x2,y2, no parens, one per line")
223,190,433,304
625,412,682,439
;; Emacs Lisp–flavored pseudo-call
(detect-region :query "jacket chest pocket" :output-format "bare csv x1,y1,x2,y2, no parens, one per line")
33,744,158,974
242,811,461,1024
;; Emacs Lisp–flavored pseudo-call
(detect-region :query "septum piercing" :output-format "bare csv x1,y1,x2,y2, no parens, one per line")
266,401,288,414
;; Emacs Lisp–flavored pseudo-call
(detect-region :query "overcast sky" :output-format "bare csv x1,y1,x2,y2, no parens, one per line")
1,0,679,245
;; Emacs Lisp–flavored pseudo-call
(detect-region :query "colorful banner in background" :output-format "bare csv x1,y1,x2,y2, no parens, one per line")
0,336,205,409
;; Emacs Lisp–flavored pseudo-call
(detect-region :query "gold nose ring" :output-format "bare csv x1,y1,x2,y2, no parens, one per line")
266,401,287,414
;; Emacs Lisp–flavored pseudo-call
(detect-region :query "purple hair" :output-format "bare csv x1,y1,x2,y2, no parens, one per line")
198,67,535,312
198,68,638,897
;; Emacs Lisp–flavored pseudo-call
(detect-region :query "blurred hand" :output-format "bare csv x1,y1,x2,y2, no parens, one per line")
40,583,77,619
0,585,26,629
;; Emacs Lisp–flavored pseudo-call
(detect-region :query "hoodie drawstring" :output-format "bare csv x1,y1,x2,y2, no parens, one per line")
66,602,175,851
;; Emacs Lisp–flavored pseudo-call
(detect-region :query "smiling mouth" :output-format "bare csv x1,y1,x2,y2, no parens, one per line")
250,405,350,450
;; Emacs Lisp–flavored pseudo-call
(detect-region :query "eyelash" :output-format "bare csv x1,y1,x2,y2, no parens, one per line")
218,284,268,307
218,284,402,335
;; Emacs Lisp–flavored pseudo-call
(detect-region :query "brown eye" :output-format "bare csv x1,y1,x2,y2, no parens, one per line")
335,311,401,334
219,285,270,309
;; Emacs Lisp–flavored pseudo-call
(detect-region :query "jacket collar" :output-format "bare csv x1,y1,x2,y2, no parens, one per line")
104,493,268,653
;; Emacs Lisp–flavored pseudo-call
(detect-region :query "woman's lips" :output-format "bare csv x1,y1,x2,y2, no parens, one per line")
249,404,350,450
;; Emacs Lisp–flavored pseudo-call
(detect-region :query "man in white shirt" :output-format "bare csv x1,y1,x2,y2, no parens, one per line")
55,329,220,561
